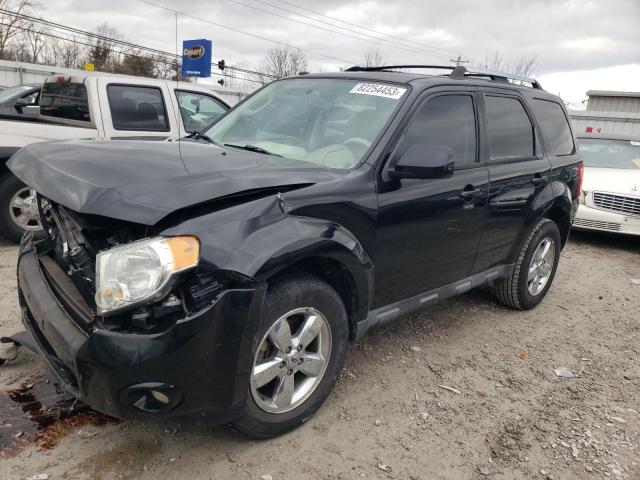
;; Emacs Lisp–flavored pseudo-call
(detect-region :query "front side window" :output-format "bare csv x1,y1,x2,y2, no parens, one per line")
40,82,90,122
396,94,477,168
578,138,640,170
176,90,228,133
204,78,408,169
531,99,574,156
107,85,169,131
485,95,534,161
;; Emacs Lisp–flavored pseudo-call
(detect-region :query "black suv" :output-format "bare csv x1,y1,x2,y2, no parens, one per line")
6,66,582,438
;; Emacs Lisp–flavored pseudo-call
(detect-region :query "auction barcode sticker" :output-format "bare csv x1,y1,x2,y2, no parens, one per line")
350,83,407,100
630,141,640,146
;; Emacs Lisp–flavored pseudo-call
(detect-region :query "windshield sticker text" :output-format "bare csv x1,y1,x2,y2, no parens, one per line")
350,83,407,100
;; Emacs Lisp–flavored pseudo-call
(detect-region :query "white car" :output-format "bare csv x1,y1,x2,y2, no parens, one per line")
573,134,640,236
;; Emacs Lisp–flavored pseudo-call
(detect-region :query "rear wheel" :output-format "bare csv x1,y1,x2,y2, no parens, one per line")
0,174,42,243
232,274,348,438
493,218,561,310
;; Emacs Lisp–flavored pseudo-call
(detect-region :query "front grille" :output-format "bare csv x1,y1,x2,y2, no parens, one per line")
592,192,640,216
573,218,621,231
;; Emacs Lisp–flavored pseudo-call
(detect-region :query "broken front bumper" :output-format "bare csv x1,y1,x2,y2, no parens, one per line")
16,237,265,423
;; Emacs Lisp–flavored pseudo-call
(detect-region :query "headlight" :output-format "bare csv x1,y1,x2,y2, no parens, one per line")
95,236,199,315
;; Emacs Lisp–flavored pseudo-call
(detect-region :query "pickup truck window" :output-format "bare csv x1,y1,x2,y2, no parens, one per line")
176,90,227,133
397,94,477,168
40,82,90,122
531,99,575,156
485,95,534,161
107,84,169,132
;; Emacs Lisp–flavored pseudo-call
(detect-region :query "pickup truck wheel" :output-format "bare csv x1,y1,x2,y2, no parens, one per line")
493,218,561,310
232,274,348,438
0,174,42,243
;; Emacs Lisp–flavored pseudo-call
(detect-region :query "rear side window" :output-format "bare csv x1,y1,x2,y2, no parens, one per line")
40,82,90,122
398,94,477,167
531,99,574,155
107,85,169,131
485,96,534,161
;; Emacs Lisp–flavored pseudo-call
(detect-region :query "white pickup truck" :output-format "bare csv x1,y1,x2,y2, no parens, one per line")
0,73,230,242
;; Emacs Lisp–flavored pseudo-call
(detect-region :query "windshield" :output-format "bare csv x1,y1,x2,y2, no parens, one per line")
578,138,640,170
0,85,33,104
204,78,408,169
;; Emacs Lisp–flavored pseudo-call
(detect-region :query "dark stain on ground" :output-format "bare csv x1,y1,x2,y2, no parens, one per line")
0,376,117,457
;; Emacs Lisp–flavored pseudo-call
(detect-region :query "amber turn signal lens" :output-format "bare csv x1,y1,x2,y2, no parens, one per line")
165,236,200,271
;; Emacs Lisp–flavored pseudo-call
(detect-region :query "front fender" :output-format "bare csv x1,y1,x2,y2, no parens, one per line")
162,195,373,319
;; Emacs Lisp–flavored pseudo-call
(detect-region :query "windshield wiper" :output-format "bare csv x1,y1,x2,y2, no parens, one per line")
186,131,218,145
224,143,282,157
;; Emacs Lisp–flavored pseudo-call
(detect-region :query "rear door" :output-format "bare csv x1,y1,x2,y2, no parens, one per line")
173,89,229,136
374,88,490,307
97,78,179,139
472,89,552,272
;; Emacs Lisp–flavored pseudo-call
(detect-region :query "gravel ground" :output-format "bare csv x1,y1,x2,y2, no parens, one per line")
0,230,638,480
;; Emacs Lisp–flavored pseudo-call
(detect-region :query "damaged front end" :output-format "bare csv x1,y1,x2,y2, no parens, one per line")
14,195,267,421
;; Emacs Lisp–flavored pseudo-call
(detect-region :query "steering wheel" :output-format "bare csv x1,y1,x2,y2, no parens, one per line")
342,137,371,150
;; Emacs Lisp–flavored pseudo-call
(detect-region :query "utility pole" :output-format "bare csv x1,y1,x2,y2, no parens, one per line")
450,55,469,67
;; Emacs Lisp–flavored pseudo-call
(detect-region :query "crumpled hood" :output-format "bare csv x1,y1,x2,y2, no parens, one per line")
8,138,341,225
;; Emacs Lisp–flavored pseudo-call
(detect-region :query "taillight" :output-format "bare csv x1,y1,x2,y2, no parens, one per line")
576,162,584,198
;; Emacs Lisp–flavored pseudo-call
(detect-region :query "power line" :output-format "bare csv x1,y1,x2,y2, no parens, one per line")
0,19,267,85
138,0,360,65
267,0,462,57
224,0,453,60
0,8,273,83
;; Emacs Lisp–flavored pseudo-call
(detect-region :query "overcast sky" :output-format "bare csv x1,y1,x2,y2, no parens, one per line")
42,0,640,108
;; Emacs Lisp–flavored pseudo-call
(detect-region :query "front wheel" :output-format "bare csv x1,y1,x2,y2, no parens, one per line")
232,274,348,438
0,174,42,243
493,218,561,310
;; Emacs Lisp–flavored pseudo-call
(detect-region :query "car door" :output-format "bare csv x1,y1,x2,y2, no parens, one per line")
373,89,490,308
471,89,553,273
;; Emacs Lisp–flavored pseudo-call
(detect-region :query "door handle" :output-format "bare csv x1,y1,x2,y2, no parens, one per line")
460,187,481,200
531,174,548,186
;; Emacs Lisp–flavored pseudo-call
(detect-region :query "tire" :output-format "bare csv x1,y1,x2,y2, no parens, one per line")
0,174,41,244
493,218,561,310
232,273,348,438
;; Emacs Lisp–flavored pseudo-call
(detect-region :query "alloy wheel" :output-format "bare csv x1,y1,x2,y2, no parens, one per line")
250,307,332,414
9,187,41,231
527,236,556,296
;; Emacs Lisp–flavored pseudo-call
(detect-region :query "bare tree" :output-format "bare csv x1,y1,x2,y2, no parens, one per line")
15,20,48,63
0,0,33,58
258,46,308,82
482,51,537,76
363,48,384,68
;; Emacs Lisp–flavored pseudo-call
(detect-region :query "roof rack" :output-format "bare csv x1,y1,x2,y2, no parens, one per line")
344,64,543,90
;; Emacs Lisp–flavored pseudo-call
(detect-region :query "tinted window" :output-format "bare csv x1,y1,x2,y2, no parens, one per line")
176,90,227,132
40,82,90,122
532,99,574,155
398,94,477,167
107,85,169,131
485,96,534,161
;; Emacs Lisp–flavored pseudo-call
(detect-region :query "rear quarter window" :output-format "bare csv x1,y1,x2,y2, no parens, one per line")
40,82,90,122
531,99,575,156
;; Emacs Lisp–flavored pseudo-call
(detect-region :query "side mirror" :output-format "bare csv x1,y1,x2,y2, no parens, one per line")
389,144,455,179
14,98,31,113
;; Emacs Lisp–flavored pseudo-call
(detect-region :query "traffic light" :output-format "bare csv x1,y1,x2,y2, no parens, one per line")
218,60,225,71
217,79,224,86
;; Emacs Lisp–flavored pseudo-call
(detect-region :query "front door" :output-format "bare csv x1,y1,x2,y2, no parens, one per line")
374,91,489,308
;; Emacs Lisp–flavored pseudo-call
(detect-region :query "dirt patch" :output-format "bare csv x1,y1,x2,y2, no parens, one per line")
0,230,638,480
